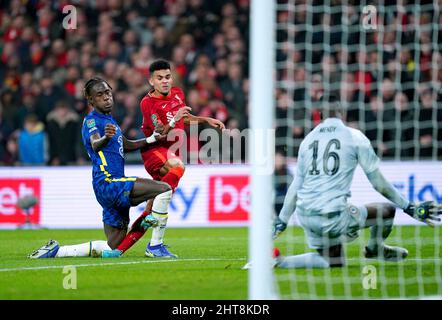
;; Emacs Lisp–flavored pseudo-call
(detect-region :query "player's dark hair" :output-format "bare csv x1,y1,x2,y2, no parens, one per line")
149,59,171,75
83,77,112,98
319,92,338,104
320,92,344,118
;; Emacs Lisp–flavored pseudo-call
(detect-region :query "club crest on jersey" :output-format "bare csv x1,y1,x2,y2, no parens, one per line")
87,119,96,128
349,205,359,215
151,114,158,126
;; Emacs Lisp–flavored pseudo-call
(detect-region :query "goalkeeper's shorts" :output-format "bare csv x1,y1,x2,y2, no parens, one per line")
296,204,368,250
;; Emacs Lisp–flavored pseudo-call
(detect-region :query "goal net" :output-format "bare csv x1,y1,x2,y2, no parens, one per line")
271,0,442,299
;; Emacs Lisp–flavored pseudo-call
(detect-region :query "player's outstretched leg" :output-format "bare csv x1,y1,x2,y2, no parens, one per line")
144,160,184,259
29,240,60,258
277,252,330,269
102,178,171,258
276,236,346,269
29,240,112,258
363,203,408,261
106,209,157,258
317,244,345,267
128,178,171,207
145,186,177,258
275,245,344,269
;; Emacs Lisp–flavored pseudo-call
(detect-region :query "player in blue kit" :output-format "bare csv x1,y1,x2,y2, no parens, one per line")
29,78,171,258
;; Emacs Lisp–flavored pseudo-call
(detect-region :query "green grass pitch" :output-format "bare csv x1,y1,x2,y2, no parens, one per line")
0,226,440,299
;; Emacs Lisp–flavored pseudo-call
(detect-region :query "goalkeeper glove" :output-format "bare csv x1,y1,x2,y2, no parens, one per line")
403,201,442,226
272,217,287,240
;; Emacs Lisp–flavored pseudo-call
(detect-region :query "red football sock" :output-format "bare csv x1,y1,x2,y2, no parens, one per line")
116,210,149,253
161,166,184,191
116,168,183,254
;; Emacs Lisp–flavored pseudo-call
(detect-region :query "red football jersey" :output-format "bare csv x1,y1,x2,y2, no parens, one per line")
140,87,187,150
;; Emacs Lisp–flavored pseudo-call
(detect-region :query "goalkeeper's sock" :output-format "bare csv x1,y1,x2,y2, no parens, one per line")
116,210,149,253
55,241,111,257
367,217,394,251
278,252,330,269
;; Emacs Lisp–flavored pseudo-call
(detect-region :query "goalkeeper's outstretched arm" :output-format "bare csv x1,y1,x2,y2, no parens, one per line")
279,174,302,223
366,169,409,210
367,169,442,225
273,173,304,239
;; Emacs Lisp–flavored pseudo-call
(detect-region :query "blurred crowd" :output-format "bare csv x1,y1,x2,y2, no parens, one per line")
0,0,249,165
275,0,442,160
1,0,441,167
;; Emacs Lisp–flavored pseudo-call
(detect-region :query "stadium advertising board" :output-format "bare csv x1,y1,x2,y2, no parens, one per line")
0,162,440,228
0,178,41,225
208,175,250,222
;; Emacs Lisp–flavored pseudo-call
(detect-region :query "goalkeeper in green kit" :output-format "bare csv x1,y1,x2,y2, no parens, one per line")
272,95,442,268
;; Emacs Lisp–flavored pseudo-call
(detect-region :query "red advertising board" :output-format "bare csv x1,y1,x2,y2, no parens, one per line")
0,178,41,224
208,175,250,221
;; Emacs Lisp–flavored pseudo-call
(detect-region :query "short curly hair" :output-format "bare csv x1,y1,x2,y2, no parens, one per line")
83,77,113,98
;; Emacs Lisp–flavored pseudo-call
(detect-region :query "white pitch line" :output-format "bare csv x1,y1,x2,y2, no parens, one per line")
1,257,439,273
0,257,246,273
347,258,442,263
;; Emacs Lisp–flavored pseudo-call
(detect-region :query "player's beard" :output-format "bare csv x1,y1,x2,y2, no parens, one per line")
160,85,170,96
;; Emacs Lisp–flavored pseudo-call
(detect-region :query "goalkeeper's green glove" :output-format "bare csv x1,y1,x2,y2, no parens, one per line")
403,201,442,227
272,217,287,240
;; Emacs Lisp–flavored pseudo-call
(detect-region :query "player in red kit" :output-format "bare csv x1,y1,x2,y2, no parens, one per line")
114,59,225,258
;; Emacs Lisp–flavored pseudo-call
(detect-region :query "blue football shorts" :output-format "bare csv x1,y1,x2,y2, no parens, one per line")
93,177,137,229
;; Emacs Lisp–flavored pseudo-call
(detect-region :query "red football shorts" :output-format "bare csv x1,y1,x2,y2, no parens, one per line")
141,147,180,181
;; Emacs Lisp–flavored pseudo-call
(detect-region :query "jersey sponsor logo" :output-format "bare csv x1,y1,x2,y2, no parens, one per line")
208,175,249,221
88,127,97,133
166,111,174,123
86,119,96,128
0,178,41,225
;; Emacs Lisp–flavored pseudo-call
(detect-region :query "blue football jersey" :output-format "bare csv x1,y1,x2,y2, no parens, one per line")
82,110,126,183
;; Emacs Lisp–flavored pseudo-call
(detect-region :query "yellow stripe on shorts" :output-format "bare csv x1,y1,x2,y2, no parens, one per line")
108,177,137,182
